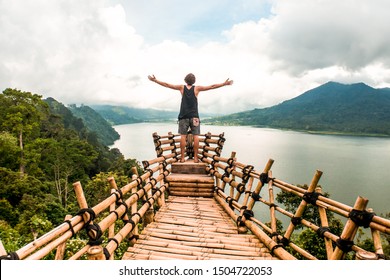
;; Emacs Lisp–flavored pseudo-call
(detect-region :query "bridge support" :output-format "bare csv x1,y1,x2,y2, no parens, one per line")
87,245,105,260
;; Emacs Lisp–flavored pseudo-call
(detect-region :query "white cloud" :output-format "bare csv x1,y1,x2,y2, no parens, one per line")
264,0,390,73
1,0,390,115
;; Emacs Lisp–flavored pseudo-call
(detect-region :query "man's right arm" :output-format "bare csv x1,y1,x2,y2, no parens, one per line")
148,75,182,91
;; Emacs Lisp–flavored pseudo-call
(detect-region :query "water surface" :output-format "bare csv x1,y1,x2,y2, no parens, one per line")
112,122,390,215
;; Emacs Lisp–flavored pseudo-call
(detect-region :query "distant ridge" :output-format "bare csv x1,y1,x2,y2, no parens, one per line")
91,105,219,125
91,105,178,125
207,82,390,136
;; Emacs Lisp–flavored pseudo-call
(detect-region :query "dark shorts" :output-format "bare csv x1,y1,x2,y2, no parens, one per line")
178,118,200,135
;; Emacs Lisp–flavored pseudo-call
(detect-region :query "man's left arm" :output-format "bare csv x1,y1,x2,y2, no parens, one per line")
196,78,233,92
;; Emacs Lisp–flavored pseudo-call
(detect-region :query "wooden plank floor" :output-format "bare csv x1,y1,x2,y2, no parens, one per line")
122,196,279,260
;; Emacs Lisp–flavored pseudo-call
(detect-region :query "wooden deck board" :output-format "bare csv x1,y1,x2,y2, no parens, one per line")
122,196,279,260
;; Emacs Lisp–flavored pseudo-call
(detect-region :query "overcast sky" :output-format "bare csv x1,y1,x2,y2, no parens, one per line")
1,0,390,114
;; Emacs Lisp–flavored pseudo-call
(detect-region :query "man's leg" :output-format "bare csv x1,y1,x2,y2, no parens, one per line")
178,119,189,162
180,134,186,162
193,135,199,163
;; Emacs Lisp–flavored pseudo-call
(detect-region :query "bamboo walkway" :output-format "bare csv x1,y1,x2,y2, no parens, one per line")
123,196,278,260
123,159,278,260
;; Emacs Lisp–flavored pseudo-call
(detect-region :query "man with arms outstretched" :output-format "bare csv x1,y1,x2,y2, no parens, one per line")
148,73,233,162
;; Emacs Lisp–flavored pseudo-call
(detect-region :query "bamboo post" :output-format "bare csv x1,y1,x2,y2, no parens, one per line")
108,188,116,237
168,131,179,161
218,153,234,193
108,189,116,260
268,172,278,242
237,176,254,234
108,177,131,222
316,187,333,259
284,170,323,240
73,181,97,239
130,167,139,244
368,208,385,259
228,152,236,200
330,196,369,260
143,168,155,226
247,159,274,211
153,132,163,158
54,214,73,260
157,164,166,208
87,245,105,260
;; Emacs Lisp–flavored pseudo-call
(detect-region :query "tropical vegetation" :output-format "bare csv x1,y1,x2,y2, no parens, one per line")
0,88,142,255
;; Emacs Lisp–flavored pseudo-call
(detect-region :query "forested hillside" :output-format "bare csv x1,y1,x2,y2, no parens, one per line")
68,103,120,146
208,82,390,136
0,88,141,256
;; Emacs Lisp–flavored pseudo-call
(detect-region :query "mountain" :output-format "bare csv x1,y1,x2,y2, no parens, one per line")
68,104,120,146
44,98,120,146
90,105,179,125
207,82,390,136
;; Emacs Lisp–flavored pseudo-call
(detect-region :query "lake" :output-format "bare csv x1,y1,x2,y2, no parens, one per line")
111,122,390,215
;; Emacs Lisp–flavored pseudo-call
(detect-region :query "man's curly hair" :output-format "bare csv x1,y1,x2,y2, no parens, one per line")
184,73,196,85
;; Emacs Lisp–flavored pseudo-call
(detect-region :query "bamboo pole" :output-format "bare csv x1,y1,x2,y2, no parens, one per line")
248,216,317,259
316,187,333,259
236,176,254,234
284,170,323,240
268,172,277,242
73,181,96,238
247,159,274,211
143,171,155,226
252,193,374,259
368,208,385,259
96,171,168,238
330,196,369,260
137,237,263,252
105,184,168,257
15,215,84,259
54,214,73,260
274,179,390,233
214,194,296,260
108,189,116,260
157,164,166,208
87,245,105,260
68,245,90,260
25,221,85,260
130,168,139,241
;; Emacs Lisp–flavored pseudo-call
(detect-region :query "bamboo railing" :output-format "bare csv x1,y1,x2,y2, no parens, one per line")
1,131,389,260
152,131,389,260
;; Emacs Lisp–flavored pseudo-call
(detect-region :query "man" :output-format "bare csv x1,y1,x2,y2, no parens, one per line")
148,73,233,162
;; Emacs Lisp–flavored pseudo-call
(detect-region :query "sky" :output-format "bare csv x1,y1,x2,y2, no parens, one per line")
1,0,390,115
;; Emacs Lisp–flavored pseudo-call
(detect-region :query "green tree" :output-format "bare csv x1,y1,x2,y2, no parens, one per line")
0,220,23,253
0,132,20,171
25,138,98,208
84,172,130,207
0,88,49,175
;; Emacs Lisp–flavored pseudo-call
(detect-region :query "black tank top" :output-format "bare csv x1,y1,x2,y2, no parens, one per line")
178,86,199,119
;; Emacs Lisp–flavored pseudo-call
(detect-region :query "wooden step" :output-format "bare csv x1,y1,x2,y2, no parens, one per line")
165,174,214,184
165,174,215,197
171,160,207,174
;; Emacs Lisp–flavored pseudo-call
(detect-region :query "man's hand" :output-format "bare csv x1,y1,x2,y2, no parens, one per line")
148,75,156,82
224,78,233,86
